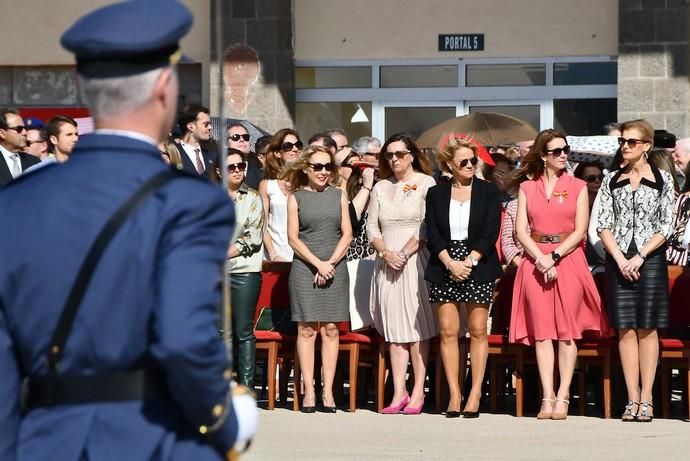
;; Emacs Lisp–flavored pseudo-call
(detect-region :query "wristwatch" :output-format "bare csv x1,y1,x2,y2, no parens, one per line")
468,255,479,267
551,251,562,263
378,249,387,258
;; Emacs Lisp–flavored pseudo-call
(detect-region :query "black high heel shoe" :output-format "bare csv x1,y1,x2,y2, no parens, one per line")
445,410,461,418
462,397,481,418
321,394,337,413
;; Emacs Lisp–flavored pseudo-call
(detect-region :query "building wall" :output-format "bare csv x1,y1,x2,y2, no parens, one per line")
0,0,211,105
618,0,689,137
210,0,294,133
295,0,618,60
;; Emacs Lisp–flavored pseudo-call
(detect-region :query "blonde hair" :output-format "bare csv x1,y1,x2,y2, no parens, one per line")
284,146,341,191
436,137,478,173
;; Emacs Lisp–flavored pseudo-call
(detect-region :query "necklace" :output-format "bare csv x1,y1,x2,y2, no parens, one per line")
452,181,472,189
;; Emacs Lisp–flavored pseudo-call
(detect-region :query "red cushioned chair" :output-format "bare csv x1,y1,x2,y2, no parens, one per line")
659,265,690,419
254,261,294,410
434,267,525,416
292,322,377,413
574,270,613,419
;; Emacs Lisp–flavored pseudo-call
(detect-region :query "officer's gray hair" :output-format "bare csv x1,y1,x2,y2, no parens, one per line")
79,66,173,119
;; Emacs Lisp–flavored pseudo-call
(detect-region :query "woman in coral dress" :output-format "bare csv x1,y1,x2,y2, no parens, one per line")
509,129,610,420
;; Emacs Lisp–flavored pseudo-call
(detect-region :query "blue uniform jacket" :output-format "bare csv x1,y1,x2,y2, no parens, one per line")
0,134,238,460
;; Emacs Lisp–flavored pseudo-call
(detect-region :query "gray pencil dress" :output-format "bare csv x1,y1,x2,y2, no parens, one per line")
289,187,350,323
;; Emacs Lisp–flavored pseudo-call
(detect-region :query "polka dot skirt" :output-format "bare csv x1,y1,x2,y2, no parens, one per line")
429,240,495,305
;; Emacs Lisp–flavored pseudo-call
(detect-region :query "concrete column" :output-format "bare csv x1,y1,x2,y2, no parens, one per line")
618,0,689,136
209,0,294,134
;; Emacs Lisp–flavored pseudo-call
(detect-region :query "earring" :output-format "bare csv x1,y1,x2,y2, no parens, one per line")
643,151,649,160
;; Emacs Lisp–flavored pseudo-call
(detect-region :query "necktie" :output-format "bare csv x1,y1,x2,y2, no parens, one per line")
194,148,205,175
9,153,21,178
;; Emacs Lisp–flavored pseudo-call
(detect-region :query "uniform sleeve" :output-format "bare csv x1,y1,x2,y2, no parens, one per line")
656,172,677,240
150,184,240,455
0,303,20,460
501,199,523,265
366,183,383,242
234,192,264,258
596,174,615,234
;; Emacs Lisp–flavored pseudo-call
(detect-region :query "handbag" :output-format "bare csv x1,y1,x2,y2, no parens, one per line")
254,306,296,335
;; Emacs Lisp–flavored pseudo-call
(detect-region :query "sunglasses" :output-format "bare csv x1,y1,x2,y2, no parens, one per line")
26,140,46,146
281,140,304,151
585,174,604,183
6,125,26,133
457,157,479,168
228,133,250,142
309,162,334,172
383,150,412,161
546,145,571,156
617,137,650,148
227,161,247,172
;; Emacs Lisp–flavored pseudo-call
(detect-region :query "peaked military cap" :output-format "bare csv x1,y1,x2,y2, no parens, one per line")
61,0,193,78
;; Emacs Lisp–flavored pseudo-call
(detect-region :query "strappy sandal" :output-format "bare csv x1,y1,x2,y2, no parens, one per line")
621,400,639,422
637,401,654,422
537,398,554,420
551,397,570,420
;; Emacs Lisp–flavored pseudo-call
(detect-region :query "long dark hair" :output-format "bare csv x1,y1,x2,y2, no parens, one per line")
508,129,567,189
264,128,300,180
378,132,434,179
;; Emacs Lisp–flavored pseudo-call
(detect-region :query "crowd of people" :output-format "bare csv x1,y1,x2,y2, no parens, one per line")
4,99,690,423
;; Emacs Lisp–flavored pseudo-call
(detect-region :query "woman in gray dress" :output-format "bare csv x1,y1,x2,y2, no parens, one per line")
286,146,353,412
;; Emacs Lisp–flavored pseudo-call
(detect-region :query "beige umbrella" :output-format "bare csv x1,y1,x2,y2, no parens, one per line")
416,112,538,149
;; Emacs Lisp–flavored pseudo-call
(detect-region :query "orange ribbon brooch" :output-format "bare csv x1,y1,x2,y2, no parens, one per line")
553,190,568,204
403,184,417,193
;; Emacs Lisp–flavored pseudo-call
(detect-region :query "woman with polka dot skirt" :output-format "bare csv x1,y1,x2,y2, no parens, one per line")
425,137,504,418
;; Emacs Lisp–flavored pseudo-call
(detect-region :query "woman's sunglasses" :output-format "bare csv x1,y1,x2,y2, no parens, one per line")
617,137,650,148
309,162,334,172
585,174,604,183
281,140,304,151
383,150,411,161
546,145,571,156
227,161,247,172
228,133,251,142
457,157,478,168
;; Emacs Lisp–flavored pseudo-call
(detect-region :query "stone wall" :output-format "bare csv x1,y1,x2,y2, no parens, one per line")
209,0,294,134
618,0,689,137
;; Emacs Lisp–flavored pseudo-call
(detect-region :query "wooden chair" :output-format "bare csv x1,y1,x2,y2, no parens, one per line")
574,271,613,418
659,265,690,419
254,261,294,410
292,323,377,412
434,267,525,416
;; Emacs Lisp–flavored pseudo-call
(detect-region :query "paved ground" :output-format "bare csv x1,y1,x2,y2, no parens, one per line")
244,408,690,461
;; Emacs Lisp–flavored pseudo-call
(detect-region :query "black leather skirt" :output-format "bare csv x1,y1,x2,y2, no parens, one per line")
605,240,669,329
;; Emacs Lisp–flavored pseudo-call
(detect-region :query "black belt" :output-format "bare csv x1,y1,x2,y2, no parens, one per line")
23,369,168,410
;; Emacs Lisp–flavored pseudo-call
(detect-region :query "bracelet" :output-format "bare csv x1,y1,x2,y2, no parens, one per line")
400,249,409,261
269,253,278,261
637,251,646,261
362,185,373,191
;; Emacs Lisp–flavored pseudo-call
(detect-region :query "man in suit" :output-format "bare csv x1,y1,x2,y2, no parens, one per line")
0,108,40,187
177,104,218,181
0,1,256,460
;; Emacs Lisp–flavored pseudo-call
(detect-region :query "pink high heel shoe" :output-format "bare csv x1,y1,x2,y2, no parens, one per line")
403,397,425,415
381,394,410,414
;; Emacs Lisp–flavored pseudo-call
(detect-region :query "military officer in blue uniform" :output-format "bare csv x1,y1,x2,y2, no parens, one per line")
0,1,257,460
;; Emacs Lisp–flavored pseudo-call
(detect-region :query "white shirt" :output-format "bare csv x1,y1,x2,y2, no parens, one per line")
449,198,471,241
0,144,22,178
180,141,204,172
